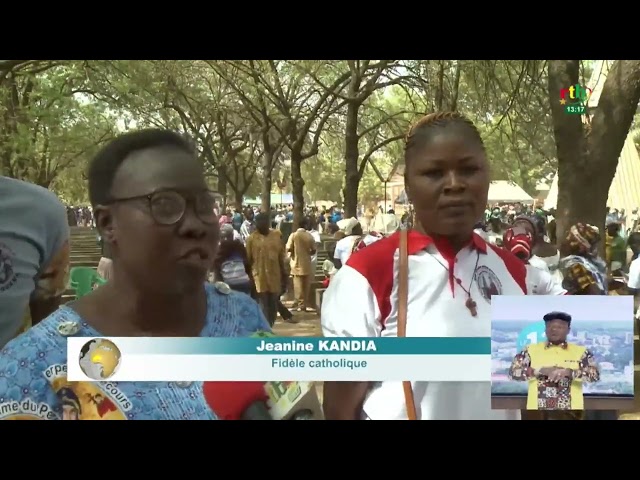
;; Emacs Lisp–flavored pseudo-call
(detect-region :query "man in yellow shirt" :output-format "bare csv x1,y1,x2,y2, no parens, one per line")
509,311,600,410
246,213,288,326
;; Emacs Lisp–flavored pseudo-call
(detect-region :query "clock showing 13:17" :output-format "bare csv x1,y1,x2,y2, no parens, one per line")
565,104,586,115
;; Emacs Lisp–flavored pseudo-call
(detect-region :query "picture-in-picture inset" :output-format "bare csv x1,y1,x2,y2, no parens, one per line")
491,295,634,412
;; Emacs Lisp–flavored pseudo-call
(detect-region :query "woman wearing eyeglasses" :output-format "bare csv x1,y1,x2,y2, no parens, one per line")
0,129,270,420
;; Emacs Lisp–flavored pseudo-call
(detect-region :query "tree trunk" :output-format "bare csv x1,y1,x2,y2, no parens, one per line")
549,60,640,243
290,150,305,229
435,61,445,110
343,101,360,218
234,191,244,208
217,167,228,208
450,61,461,111
261,150,273,213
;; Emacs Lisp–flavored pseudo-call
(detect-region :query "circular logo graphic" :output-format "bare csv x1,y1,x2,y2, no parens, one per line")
0,242,17,292
516,321,547,352
78,338,122,380
474,266,503,303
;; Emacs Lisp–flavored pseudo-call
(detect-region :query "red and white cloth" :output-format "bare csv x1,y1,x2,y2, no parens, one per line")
321,229,564,420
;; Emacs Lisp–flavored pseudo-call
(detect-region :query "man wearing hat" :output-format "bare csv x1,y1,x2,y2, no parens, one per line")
508,311,600,412
333,218,363,269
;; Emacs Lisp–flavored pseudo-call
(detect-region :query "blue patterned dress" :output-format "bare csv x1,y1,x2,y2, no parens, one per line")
0,283,270,420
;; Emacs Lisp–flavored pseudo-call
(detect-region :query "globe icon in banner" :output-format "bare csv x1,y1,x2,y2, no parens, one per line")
516,321,547,352
78,338,122,380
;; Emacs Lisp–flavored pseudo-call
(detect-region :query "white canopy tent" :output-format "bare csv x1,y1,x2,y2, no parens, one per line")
544,174,559,210
488,181,534,204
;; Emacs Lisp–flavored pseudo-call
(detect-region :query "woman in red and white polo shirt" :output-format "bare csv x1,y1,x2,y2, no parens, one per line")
321,112,553,420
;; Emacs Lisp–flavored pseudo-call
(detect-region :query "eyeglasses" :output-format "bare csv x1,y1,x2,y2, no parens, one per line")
106,189,221,226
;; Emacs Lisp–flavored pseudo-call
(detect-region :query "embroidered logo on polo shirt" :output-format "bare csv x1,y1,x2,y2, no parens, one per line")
0,242,17,292
474,266,502,302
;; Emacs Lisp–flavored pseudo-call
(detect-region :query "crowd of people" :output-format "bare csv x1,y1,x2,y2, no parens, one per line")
65,205,94,227
0,111,638,420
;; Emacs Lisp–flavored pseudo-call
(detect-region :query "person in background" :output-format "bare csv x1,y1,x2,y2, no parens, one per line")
487,208,507,246
286,217,316,312
97,234,114,281
527,215,563,283
501,225,566,295
246,212,288,326
332,220,364,269
307,216,322,277
317,210,326,233
0,176,70,348
219,214,242,242
503,222,547,273
629,208,639,235
274,211,286,228
66,206,78,227
559,223,607,296
330,208,342,224
218,208,230,226
619,208,627,236
285,207,294,222
321,111,529,420
212,224,255,297
0,129,269,420
606,207,618,226
240,207,255,243
231,207,243,232
627,232,640,262
325,222,340,236
605,222,626,274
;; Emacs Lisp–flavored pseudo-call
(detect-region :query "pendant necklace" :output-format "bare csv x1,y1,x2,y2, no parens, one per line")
429,252,481,317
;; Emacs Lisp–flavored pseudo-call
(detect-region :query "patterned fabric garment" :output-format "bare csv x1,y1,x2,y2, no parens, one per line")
0,283,270,420
246,230,285,294
509,341,600,410
560,255,607,294
220,254,251,288
563,222,601,256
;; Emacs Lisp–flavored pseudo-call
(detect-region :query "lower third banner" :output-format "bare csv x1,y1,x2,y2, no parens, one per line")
66,336,491,382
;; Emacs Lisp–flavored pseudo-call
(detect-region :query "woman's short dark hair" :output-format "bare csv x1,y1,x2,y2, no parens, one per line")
88,129,195,207
403,112,485,182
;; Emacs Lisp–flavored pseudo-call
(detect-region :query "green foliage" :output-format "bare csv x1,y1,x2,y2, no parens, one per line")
0,62,115,190
4,59,636,210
